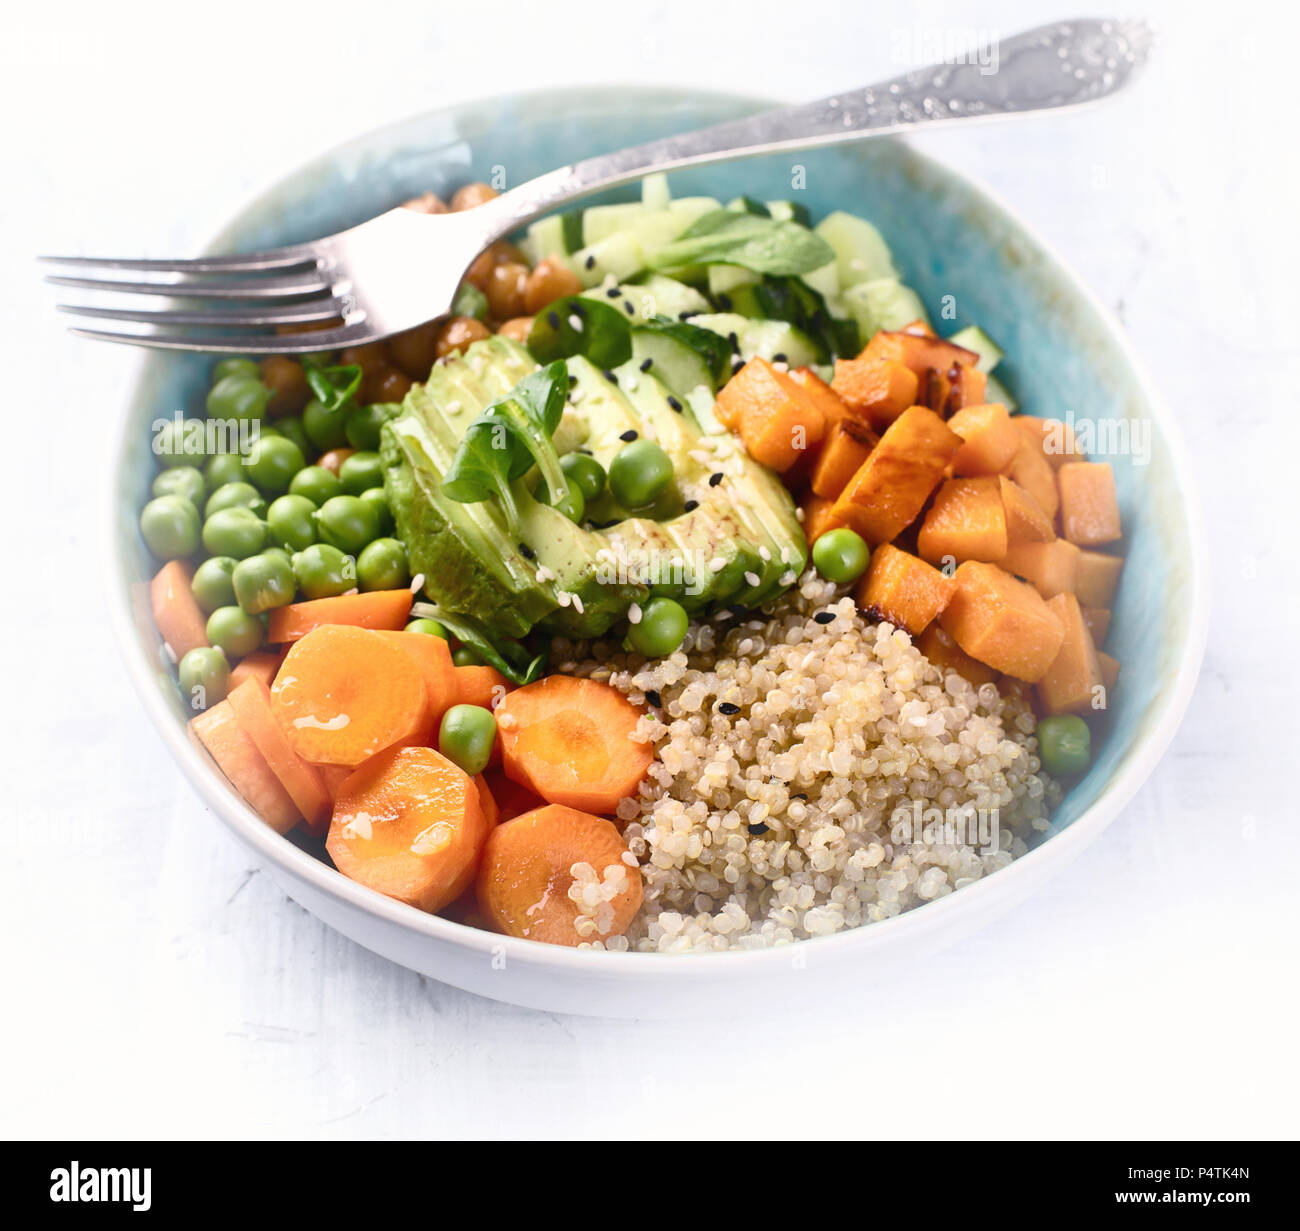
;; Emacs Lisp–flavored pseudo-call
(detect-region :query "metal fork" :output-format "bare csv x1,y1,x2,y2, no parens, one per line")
42,19,1149,355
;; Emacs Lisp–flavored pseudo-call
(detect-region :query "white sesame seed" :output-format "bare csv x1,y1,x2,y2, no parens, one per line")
572,594,584,615
409,574,425,593
709,557,726,572
556,590,572,607
744,571,761,587
568,314,584,331
628,603,643,624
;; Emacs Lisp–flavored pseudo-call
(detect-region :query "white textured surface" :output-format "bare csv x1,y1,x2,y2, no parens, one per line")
2,0,1297,1138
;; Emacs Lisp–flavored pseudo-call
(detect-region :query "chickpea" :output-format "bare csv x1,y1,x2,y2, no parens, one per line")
275,317,343,336
496,316,534,342
387,321,441,380
401,191,448,214
435,316,492,359
259,355,310,416
464,240,527,292
523,256,583,315
486,261,530,320
450,182,499,211
372,367,414,403
340,342,390,402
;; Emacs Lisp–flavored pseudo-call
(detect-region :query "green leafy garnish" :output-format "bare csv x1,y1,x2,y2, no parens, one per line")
303,362,363,412
649,209,834,276
452,282,490,320
528,297,632,369
748,276,860,362
441,359,571,533
409,602,548,685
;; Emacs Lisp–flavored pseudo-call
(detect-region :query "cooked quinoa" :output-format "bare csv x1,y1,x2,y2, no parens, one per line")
553,573,1062,953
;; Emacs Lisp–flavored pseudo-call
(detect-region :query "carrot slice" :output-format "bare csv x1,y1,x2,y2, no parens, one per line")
375,630,456,726
481,766,545,821
229,651,280,692
150,560,209,660
316,763,353,802
474,774,500,828
326,745,489,914
271,625,433,767
451,664,512,711
190,699,299,833
476,804,643,946
267,589,413,643
227,676,331,833
495,676,652,814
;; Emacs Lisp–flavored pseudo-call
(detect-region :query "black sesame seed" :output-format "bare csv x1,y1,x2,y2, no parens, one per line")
584,254,596,270
624,300,636,316
731,358,744,374
678,310,693,321
792,793,808,801
667,396,683,413
519,543,535,560
639,358,653,372
727,331,739,351
571,301,586,318
708,472,723,487
606,286,621,298
717,701,741,716
546,310,560,329
619,429,638,442
603,369,617,384
568,374,578,387
747,822,769,836
773,352,788,364
645,689,662,708
717,294,733,311
813,611,836,624
683,499,699,512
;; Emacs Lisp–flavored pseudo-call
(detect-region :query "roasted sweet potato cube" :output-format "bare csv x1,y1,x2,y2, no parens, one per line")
1001,538,1081,598
1074,551,1124,607
1036,593,1104,715
810,419,877,499
830,357,918,430
855,543,957,635
916,623,998,685
830,406,962,545
1005,437,1060,520
999,475,1056,544
716,357,827,472
946,363,988,414
1013,416,1086,470
1081,605,1111,645
789,367,850,430
1097,651,1121,696
921,367,951,415
948,403,1019,476
938,561,1066,683
801,493,844,544
918,476,1008,565
1058,461,1122,546
863,329,979,380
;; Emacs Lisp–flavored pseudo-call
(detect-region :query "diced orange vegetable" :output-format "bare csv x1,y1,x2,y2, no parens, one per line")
855,544,956,635
1081,605,1111,645
317,763,353,801
451,664,512,711
481,766,545,822
476,804,642,946
1075,551,1124,607
789,366,851,430
1097,651,1121,696
938,561,1066,682
999,475,1056,545
830,357,919,430
920,367,950,415
945,363,988,413
496,676,651,814
810,419,877,499
1001,538,1081,599
190,699,299,833
1005,437,1060,520
150,560,209,660
316,448,355,475
715,357,827,472
227,676,331,833
326,745,489,914
830,406,961,545
801,493,845,544
1036,593,1104,715
267,589,413,643
229,651,280,692
948,403,1019,476
918,476,1008,565
375,630,455,727
862,329,978,381
271,625,434,767
474,774,500,828
1012,416,1085,469
1058,461,1122,547
916,623,998,685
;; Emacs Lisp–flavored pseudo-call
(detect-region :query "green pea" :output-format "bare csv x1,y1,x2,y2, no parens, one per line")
345,402,399,451
609,438,674,508
451,646,484,667
266,494,317,552
1036,715,1092,776
534,477,585,524
152,465,206,507
293,543,355,600
359,486,394,536
202,506,267,559
316,494,380,555
302,396,350,451
177,646,230,711
561,451,607,502
204,481,266,520
211,358,260,385
338,451,385,495
438,704,497,775
356,538,409,591
206,605,264,658
811,527,869,584
243,433,306,495
232,550,297,614
271,415,312,460
405,617,450,639
289,465,341,507
206,373,271,423
204,452,247,489
140,495,200,560
191,556,238,614
154,417,208,467
628,596,688,657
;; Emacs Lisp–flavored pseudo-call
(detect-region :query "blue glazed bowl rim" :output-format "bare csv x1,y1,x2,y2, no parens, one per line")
107,84,1210,976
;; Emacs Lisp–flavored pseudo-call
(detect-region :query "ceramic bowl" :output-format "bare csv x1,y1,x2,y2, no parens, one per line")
110,86,1208,1018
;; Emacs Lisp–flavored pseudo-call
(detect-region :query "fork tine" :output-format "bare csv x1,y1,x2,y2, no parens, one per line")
37,243,322,275
65,324,375,354
43,269,336,299
56,299,348,328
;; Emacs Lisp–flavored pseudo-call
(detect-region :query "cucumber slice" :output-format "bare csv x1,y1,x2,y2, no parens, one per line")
582,275,710,322
726,195,770,216
766,200,812,227
948,325,1004,374
641,173,671,211
687,312,821,368
800,258,839,300
520,215,568,265
665,196,721,226
985,373,1018,412
815,211,897,288
842,277,930,339
630,331,714,399
707,264,760,299
582,202,648,245
571,232,645,287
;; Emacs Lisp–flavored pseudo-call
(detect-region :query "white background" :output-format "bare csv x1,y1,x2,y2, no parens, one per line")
1,0,1296,1139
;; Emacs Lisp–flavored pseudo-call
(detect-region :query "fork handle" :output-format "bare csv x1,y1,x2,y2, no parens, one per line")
487,18,1148,239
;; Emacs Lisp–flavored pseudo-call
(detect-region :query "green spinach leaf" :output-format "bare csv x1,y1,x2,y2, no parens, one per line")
648,209,834,276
